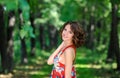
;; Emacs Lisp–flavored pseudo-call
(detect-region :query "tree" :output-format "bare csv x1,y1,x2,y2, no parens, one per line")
0,0,35,72
107,0,120,70
0,4,7,73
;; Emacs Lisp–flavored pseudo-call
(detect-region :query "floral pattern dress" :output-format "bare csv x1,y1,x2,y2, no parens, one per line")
50,45,76,78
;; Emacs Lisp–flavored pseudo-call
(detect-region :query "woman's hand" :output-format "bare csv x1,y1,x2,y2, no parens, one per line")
47,55,54,65
47,41,64,65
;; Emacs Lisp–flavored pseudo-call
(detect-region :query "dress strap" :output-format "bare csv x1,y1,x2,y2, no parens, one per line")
58,45,76,65
61,45,76,64
62,45,76,53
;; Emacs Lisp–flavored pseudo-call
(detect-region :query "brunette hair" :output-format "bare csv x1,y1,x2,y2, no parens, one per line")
60,21,85,48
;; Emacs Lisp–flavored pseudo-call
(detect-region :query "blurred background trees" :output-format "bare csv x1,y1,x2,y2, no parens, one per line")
0,0,120,77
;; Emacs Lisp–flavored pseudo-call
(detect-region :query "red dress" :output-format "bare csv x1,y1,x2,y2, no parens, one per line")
50,45,76,78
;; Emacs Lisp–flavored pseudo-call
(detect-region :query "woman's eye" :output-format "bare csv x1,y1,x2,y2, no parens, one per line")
64,28,67,31
69,31,73,34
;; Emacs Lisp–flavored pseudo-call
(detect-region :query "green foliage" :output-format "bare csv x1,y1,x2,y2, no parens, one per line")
20,23,35,39
28,0,39,13
60,0,82,21
110,0,120,4
37,0,63,29
0,0,35,38
19,0,30,21
18,0,35,38
0,0,18,11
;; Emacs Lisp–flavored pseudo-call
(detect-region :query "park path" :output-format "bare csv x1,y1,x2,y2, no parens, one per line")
0,57,50,78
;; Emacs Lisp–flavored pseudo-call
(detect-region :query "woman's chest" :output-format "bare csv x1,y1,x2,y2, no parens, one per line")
54,52,65,64
59,53,65,64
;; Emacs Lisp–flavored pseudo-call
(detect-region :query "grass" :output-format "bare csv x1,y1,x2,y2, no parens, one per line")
0,47,120,78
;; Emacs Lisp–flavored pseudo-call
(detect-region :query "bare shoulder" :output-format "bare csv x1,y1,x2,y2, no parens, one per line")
64,47,75,56
65,47,74,52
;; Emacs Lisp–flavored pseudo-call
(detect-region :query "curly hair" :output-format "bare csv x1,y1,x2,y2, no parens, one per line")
60,21,85,48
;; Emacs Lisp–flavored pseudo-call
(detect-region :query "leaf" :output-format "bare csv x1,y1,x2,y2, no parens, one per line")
20,23,35,39
20,29,27,39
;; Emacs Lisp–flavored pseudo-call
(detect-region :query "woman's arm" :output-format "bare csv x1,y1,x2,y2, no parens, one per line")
47,41,64,65
64,48,75,78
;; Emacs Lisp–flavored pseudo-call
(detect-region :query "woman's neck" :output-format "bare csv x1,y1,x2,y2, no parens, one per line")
64,41,73,47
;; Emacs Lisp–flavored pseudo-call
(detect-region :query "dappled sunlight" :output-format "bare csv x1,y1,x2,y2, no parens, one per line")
2,47,119,78
0,73,13,78
0,45,116,78
15,65,37,70
13,62,49,78
74,47,119,78
75,64,101,69
101,62,117,69
28,71,39,75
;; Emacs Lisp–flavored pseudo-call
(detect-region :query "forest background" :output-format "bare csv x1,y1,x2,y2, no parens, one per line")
0,0,120,78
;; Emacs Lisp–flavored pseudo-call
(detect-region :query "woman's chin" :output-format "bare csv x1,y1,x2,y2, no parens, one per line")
62,38,65,40
62,38,66,41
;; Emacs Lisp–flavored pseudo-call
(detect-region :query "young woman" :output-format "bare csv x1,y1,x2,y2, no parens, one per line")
47,21,85,78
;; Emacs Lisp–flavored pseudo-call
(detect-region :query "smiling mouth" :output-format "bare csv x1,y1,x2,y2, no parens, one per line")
63,35,66,38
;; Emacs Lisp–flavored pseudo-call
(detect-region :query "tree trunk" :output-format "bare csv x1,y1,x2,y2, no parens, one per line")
48,24,58,49
0,5,7,73
20,38,28,64
18,11,28,64
86,15,95,50
96,19,102,45
6,11,15,72
30,12,36,56
27,0,36,56
107,3,120,70
7,26,14,72
39,25,47,50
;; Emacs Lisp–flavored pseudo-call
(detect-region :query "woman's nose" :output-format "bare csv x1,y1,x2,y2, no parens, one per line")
65,31,68,35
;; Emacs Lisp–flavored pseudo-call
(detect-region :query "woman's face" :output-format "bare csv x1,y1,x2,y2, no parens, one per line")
62,24,74,43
